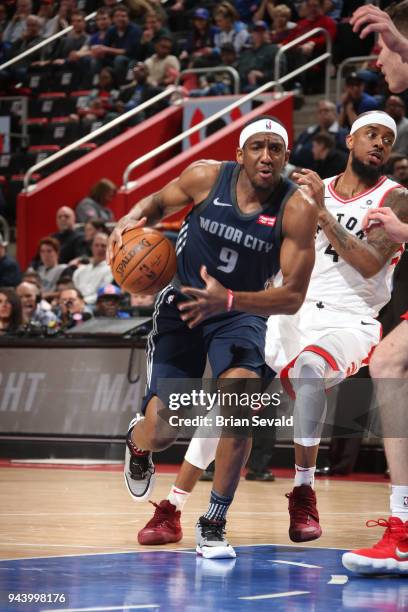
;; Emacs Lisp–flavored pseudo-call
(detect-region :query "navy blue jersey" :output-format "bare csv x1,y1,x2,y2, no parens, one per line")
175,161,297,292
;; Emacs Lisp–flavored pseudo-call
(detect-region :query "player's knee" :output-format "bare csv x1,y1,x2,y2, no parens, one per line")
294,437,320,447
369,344,405,378
292,351,328,380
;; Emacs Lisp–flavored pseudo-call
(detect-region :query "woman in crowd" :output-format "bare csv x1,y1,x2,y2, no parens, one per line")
76,178,117,223
0,287,23,335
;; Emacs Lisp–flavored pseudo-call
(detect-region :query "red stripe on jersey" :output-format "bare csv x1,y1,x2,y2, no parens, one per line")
328,175,387,204
279,345,340,399
401,311,408,320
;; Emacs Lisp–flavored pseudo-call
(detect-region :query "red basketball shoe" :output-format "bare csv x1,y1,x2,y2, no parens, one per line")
138,500,182,545
342,517,408,575
286,485,322,542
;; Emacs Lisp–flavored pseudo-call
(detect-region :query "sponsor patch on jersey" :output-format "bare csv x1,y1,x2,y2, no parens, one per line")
257,214,276,227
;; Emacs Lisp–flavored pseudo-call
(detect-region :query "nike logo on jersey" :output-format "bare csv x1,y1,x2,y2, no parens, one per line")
395,546,408,559
361,321,376,326
213,197,232,207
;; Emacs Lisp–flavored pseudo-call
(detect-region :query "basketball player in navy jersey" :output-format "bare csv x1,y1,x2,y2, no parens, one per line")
108,115,319,558
134,110,408,557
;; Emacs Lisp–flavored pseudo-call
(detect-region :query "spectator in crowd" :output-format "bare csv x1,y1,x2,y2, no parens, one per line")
386,154,408,189
213,2,250,55
22,269,52,312
72,232,113,304
338,72,379,129
83,218,109,254
76,178,117,223
0,4,8,32
37,0,58,38
95,283,130,318
6,14,44,83
130,292,155,316
40,0,70,38
139,10,171,61
116,62,164,119
144,34,180,88
89,7,112,47
0,287,23,335
72,66,119,126
269,4,296,45
56,287,92,328
90,4,142,85
37,237,67,299
50,10,90,65
52,206,87,264
16,281,58,326
3,0,32,44
179,8,217,71
291,99,348,168
310,133,348,178
254,0,298,25
286,0,337,92
237,20,286,92
384,95,408,154
233,0,262,23
0,233,21,287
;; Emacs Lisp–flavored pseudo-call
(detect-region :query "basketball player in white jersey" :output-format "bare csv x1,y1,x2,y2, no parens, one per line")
135,110,408,555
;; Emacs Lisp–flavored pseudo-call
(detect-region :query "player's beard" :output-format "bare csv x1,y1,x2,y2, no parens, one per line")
351,152,385,185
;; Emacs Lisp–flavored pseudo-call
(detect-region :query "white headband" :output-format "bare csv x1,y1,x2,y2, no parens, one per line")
350,112,397,142
239,119,289,149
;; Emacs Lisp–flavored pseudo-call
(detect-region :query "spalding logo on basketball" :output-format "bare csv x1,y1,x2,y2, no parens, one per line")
111,227,177,295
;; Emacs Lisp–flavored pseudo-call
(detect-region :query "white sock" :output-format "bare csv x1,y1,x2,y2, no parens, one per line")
294,464,316,488
167,485,190,512
390,485,408,522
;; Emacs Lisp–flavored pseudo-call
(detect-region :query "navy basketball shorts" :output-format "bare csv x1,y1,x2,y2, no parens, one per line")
141,286,273,413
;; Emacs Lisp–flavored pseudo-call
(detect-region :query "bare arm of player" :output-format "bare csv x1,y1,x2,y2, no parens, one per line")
350,5,408,61
178,192,317,328
106,160,220,261
295,169,408,278
362,206,408,243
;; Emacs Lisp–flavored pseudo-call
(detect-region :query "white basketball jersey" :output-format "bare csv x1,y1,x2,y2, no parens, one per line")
307,175,403,317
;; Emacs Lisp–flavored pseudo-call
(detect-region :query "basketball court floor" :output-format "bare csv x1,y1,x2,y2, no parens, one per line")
1,463,406,611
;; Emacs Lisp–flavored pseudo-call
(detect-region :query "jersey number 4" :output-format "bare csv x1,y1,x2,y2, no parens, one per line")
217,247,238,273
325,243,339,262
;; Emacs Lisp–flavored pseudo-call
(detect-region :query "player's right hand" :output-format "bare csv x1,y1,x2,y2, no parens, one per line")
350,5,408,59
106,215,147,263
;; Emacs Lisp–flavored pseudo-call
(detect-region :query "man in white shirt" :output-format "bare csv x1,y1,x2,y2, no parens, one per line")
73,233,113,304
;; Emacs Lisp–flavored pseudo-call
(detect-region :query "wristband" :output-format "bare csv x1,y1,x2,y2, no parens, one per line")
226,289,234,312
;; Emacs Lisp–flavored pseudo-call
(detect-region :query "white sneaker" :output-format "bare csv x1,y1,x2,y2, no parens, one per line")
195,516,236,559
124,417,155,502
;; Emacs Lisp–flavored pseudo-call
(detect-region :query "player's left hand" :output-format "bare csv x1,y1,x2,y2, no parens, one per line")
179,266,228,328
362,206,408,242
292,168,325,212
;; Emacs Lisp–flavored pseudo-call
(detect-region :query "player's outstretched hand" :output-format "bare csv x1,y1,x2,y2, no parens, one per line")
292,168,325,211
350,4,408,60
106,215,147,263
362,207,408,242
179,266,228,328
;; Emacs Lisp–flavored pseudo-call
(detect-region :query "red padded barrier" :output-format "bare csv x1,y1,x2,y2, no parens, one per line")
17,105,183,268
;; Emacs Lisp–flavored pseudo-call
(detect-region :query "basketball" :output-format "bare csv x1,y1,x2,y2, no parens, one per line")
111,227,177,295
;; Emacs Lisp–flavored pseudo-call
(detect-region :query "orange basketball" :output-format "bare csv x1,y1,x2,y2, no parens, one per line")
111,227,177,295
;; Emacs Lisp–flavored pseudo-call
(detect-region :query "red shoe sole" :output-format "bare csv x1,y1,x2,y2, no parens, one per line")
289,525,322,543
138,529,183,545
